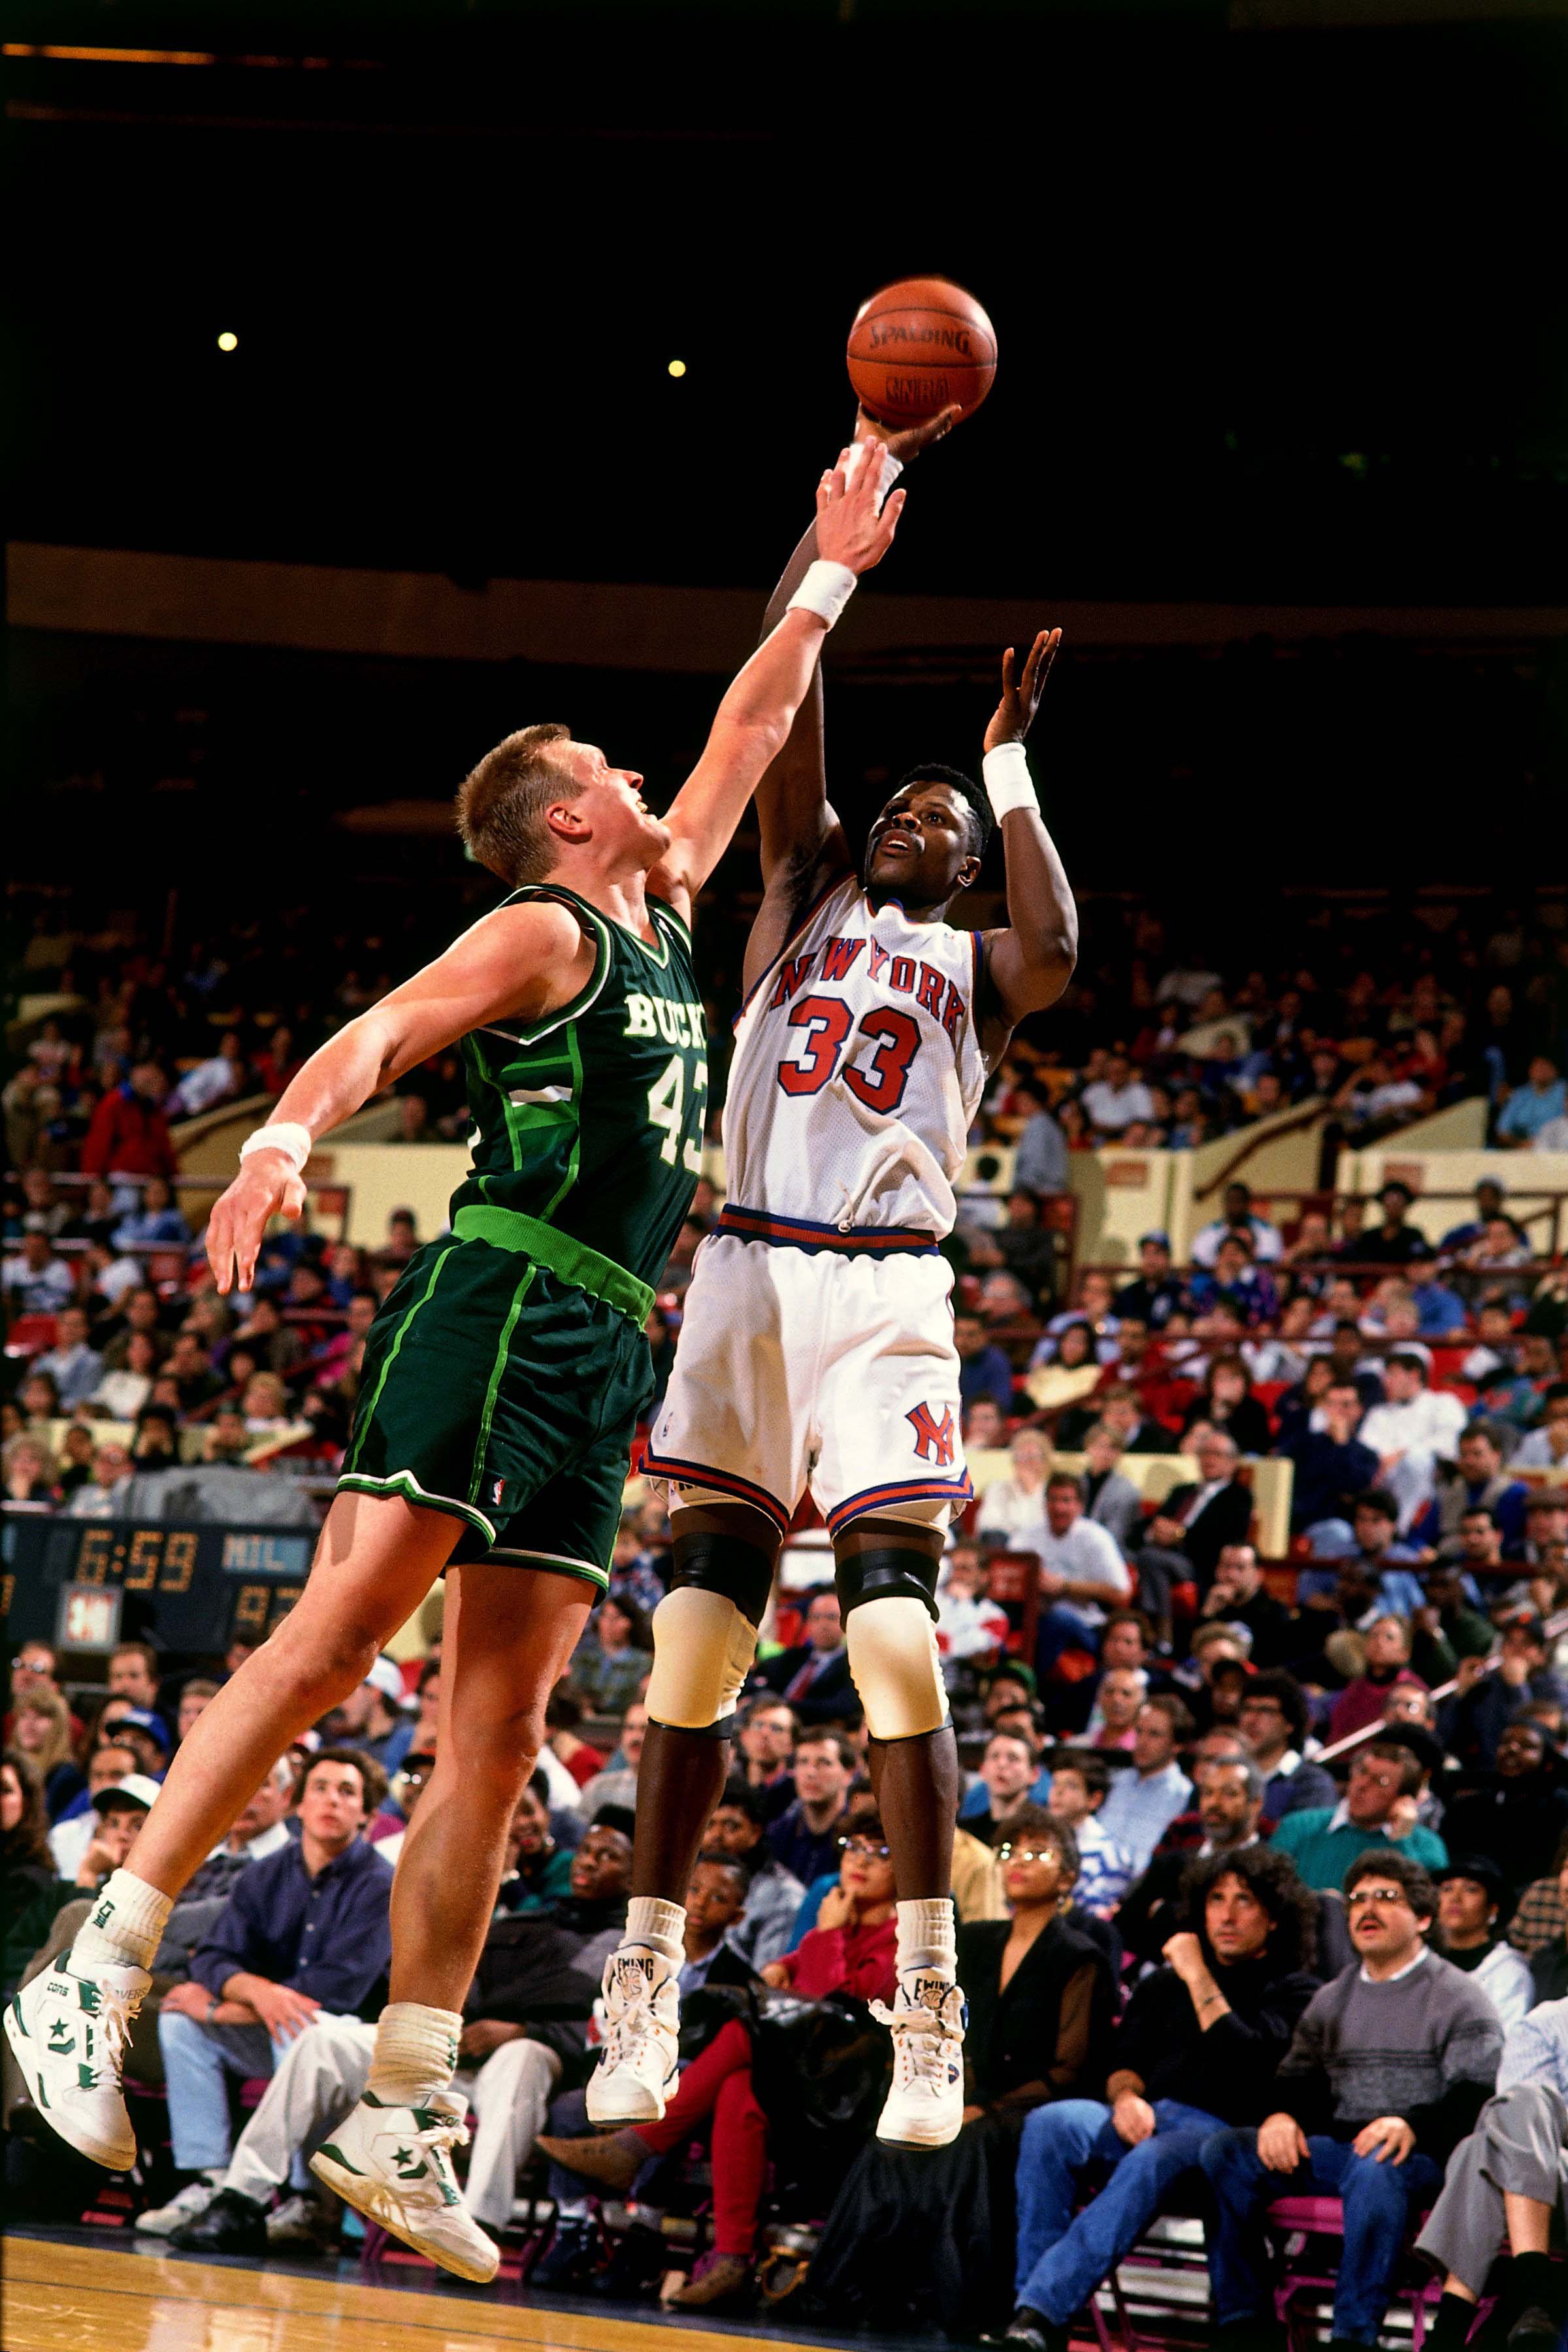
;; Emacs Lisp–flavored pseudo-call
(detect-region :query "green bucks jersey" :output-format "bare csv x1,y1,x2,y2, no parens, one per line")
449,884,708,1291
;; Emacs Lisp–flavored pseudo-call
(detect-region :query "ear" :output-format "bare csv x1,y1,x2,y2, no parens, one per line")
546,798,591,844
956,853,983,893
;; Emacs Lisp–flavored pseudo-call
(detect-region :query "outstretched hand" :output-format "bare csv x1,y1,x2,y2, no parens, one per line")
814,443,907,578
984,628,1062,753
205,1151,307,1296
855,402,963,463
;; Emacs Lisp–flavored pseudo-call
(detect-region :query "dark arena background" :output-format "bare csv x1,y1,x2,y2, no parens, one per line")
3,3,1567,2349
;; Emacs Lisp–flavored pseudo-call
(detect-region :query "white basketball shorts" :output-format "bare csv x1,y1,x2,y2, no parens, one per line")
642,1227,973,1539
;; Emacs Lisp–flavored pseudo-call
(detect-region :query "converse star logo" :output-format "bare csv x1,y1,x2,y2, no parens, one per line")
48,2022,74,2051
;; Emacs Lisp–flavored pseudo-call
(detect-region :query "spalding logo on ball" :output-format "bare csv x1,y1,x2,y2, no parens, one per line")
847,276,997,427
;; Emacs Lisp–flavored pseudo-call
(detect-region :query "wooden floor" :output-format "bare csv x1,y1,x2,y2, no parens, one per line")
1,2233,869,2352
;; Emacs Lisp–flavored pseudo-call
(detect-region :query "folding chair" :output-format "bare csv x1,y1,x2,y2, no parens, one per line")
1267,2194,1439,2351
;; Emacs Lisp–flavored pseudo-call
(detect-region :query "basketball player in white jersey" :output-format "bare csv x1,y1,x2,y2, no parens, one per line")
588,418,1079,2152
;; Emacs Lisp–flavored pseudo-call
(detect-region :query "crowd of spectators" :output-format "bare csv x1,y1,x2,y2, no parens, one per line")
6,888,1567,1181
10,1392,1568,2347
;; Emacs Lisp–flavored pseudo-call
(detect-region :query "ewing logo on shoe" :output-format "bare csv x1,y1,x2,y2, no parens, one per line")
906,1403,956,1467
610,1952,658,1992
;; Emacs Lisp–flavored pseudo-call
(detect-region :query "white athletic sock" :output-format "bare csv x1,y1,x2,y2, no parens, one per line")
623,1896,685,1965
367,2001,463,2107
73,1869,172,1974
896,1897,957,1980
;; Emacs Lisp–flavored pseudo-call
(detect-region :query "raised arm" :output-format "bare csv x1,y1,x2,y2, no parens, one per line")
203,897,593,1292
647,442,907,909
979,630,1080,1036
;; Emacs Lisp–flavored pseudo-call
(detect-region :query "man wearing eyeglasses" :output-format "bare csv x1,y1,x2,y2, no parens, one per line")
1200,1850,1503,2352
1270,1739,1448,1893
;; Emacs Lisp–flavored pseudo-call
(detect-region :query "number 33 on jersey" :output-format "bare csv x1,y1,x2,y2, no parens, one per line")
723,874,988,1237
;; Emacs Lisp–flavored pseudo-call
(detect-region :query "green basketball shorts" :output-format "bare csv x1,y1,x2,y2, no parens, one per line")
336,1209,655,1592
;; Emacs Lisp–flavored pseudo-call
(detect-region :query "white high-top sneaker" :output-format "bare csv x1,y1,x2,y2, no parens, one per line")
871,1968,967,2149
5,1949,149,2172
310,2089,498,2283
584,1946,680,2126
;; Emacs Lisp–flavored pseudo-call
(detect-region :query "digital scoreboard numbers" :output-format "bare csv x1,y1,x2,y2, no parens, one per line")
74,1526,200,1591
1,1517,314,1650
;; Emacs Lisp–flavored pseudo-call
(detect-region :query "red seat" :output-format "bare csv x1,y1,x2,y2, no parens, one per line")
1267,2194,1347,2232
3,1312,57,1359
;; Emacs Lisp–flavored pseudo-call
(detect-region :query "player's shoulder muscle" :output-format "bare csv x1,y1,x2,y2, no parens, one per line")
394,897,596,1032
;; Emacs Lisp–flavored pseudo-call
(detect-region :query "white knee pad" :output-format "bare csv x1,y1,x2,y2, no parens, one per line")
645,1588,759,1731
845,1594,949,1742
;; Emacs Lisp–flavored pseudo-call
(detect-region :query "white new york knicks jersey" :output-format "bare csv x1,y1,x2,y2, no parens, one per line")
723,876,989,1238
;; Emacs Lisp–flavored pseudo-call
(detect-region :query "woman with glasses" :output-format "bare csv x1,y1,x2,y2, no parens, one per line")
806,1806,1113,2340
536,1815,900,2311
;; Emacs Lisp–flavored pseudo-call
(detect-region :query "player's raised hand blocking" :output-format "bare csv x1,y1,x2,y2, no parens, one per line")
814,444,906,576
205,1151,307,1296
984,627,1062,752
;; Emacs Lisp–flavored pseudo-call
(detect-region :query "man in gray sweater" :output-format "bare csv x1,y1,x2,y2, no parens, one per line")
1200,1847,1503,2352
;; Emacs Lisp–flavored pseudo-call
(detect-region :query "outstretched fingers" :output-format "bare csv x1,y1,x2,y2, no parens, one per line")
1022,627,1062,703
871,482,906,556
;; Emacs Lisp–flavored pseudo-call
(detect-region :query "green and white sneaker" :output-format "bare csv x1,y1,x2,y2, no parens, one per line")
4,1950,149,2172
310,2090,497,2283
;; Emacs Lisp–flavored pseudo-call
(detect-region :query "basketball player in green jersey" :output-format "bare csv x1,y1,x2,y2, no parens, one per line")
5,446,906,2278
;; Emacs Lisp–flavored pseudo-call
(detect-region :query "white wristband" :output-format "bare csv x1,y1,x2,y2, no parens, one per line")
239,1122,313,1172
983,742,1039,821
788,559,857,630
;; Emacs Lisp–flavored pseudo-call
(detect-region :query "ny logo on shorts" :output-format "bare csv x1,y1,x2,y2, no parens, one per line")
906,1402,956,1467
490,1477,506,1506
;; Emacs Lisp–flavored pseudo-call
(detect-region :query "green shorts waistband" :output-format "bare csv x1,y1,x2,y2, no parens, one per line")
451,1204,655,1326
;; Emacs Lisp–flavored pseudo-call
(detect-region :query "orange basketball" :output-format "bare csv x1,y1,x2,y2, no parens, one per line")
846,276,997,427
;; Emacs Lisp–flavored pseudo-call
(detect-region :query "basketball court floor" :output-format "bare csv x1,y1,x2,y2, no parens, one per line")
4,2228,1018,2352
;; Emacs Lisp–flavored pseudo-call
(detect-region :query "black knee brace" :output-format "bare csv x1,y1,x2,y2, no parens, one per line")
835,1544,941,1622
645,1712,734,1742
667,1529,777,1629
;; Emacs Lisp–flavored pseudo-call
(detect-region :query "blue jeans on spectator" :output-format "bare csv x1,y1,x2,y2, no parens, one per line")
1200,2123,1441,2347
1014,2097,1225,2325
158,2010,290,2172
1035,1604,1103,1675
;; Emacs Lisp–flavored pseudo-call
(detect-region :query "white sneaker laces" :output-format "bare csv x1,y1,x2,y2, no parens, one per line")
602,1975,670,2071
414,2114,469,2174
871,1999,956,2093
88,1984,139,2087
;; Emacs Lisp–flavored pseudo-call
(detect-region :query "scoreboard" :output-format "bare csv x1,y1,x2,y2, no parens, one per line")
1,1514,312,1658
